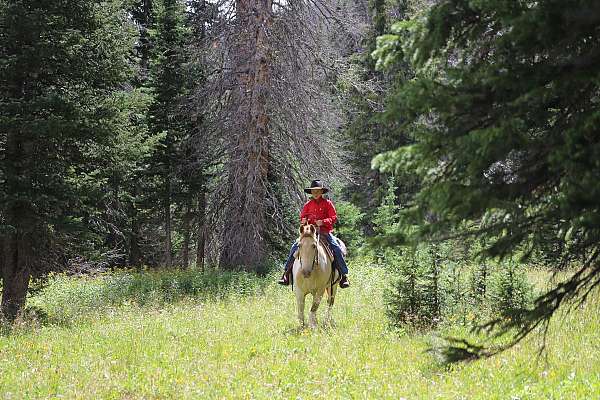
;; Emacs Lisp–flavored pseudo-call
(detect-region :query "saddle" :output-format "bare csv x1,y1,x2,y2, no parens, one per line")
319,235,335,262
318,235,344,285
319,235,348,263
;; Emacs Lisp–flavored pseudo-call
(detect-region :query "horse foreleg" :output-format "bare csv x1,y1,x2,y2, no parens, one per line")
296,290,306,328
309,292,324,328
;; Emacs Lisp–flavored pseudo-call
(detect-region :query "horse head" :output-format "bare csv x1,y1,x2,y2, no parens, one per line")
297,224,318,278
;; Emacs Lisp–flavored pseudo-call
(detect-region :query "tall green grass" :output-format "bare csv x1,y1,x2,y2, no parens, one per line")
26,268,268,325
0,260,599,399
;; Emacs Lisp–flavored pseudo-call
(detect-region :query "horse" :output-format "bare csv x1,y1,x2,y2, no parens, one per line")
292,223,342,328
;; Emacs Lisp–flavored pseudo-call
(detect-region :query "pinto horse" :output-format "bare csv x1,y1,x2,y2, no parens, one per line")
292,224,341,328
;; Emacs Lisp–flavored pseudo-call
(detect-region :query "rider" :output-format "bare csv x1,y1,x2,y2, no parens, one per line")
277,180,350,288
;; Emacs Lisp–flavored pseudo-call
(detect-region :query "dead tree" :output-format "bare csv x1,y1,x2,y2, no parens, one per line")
191,0,365,270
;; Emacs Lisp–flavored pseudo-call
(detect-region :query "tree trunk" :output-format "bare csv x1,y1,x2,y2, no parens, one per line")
129,182,143,266
128,223,142,266
182,198,192,269
0,232,32,321
220,0,273,269
1,122,34,320
430,244,441,321
164,190,173,268
130,0,153,264
195,191,206,273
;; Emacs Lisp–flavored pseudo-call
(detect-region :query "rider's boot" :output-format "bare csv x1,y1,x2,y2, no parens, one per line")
339,274,350,288
277,267,292,286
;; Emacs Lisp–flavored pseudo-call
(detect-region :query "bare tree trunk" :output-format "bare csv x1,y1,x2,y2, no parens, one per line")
195,191,206,272
164,209,173,268
220,0,273,269
129,223,142,266
182,198,192,269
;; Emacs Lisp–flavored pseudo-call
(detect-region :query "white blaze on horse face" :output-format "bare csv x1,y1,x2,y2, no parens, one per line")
298,234,318,277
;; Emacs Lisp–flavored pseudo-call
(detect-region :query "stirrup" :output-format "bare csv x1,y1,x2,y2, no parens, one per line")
277,270,290,286
339,275,350,289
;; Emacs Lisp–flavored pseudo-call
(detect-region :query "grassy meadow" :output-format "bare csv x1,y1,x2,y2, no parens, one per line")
0,261,599,399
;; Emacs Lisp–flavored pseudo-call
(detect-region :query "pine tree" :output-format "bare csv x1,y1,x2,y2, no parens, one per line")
373,176,401,237
374,0,600,357
182,0,216,271
148,0,189,267
0,0,142,319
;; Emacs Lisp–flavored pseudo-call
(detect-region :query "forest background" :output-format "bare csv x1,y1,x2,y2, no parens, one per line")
1,0,600,393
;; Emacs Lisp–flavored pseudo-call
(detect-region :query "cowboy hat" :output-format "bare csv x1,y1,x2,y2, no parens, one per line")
304,179,329,194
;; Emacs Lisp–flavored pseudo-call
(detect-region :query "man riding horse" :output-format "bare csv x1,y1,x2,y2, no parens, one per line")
278,180,350,288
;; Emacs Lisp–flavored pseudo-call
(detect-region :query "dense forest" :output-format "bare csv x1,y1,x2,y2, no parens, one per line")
2,0,600,368
0,0,403,318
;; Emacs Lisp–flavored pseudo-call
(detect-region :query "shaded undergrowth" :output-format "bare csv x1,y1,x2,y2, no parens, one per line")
25,267,271,326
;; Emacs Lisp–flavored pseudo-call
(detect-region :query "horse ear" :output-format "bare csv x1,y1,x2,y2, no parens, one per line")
309,225,316,233
299,225,304,235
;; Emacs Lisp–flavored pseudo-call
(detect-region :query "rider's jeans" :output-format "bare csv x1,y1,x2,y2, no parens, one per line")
283,233,348,275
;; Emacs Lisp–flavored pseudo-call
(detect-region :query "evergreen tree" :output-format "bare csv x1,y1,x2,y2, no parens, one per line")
0,0,143,319
131,0,154,84
373,176,401,237
374,0,600,357
342,0,412,230
181,0,218,270
147,0,189,267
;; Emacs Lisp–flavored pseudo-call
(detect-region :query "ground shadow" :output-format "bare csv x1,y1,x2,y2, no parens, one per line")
282,319,337,336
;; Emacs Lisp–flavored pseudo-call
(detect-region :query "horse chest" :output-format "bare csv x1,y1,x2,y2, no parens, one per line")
293,267,329,293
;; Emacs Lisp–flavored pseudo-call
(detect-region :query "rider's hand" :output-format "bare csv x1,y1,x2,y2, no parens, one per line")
301,218,308,225
316,220,323,227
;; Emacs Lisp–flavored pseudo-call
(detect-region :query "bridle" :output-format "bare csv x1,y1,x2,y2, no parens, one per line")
298,231,319,273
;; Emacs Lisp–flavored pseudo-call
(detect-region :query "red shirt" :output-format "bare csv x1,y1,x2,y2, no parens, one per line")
300,197,337,234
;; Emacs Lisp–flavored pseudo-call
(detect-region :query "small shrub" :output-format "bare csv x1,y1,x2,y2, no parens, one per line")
490,261,533,320
384,246,443,329
442,262,469,324
335,200,365,249
469,263,489,306
383,241,535,331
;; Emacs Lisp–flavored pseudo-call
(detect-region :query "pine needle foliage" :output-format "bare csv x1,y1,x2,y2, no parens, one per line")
0,0,148,318
373,0,600,358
